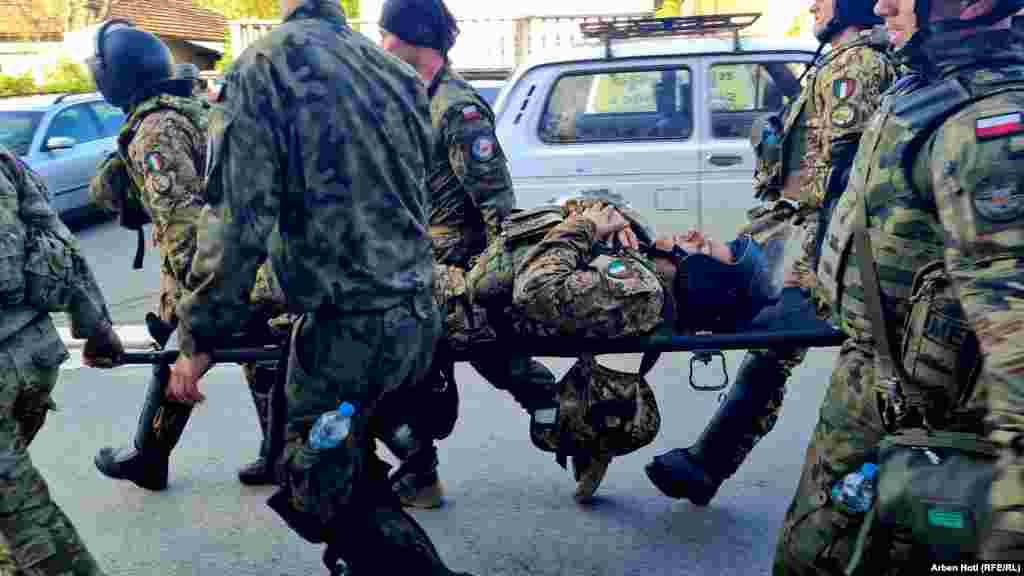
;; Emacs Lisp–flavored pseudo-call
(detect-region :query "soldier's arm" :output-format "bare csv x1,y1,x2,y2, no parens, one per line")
126,111,203,290
177,58,282,358
0,149,111,338
514,218,650,337
921,106,1024,555
445,106,515,242
821,48,894,187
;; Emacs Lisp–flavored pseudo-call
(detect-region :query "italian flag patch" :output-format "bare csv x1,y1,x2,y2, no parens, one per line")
976,112,1024,140
833,78,856,100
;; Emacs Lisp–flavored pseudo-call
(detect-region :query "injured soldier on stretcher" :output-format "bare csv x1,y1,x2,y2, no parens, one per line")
428,201,783,501
431,201,782,349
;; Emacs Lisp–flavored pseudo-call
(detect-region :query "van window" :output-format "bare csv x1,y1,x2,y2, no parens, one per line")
540,67,692,144
708,62,805,139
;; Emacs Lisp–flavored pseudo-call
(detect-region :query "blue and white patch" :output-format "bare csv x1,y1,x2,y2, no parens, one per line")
607,259,629,279
470,135,496,162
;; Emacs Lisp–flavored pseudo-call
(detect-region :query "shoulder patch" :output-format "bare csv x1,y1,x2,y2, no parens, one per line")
470,134,496,162
975,112,1024,140
145,152,164,173
833,78,857,100
974,186,1024,222
462,105,482,122
607,258,630,279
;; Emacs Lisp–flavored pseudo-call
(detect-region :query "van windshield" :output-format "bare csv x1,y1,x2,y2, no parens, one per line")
0,111,43,156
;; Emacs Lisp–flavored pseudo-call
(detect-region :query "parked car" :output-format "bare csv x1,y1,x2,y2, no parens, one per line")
494,14,819,239
0,92,126,218
470,79,505,107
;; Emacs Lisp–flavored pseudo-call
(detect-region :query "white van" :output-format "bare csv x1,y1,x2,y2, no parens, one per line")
494,14,819,238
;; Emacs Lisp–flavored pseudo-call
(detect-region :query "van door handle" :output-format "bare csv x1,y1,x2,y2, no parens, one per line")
707,154,743,167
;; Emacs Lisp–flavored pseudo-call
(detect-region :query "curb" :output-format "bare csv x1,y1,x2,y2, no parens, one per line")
58,324,156,351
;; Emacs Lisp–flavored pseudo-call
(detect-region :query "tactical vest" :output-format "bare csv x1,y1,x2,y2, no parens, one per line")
753,33,888,202
818,65,1024,425
114,95,210,269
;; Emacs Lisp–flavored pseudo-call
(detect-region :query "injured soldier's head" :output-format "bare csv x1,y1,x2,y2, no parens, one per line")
642,230,782,333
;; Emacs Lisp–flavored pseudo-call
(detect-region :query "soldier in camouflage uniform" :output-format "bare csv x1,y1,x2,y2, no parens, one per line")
773,0,1024,571
86,20,286,490
378,0,558,509
514,203,781,501
645,0,898,508
0,144,124,575
166,1,472,574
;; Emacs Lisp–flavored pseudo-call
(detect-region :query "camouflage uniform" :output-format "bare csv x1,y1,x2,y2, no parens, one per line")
775,31,1024,573
383,66,557,509
176,2,468,574
647,30,897,508
513,218,666,340
0,145,113,575
426,66,556,413
91,94,286,483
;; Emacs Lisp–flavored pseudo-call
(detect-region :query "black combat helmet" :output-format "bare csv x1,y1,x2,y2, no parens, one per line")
817,0,885,43
379,0,460,55
87,19,174,111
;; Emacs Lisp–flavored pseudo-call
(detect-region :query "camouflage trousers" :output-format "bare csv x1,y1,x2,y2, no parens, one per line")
471,356,557,413
269,295,469,574
241,363,276,461
0,321,104,576
772,339,904,576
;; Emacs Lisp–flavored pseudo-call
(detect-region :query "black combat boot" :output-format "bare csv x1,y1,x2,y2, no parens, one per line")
95,363,192,491
238,364,276,486
645,349,791,506
388,438,444,509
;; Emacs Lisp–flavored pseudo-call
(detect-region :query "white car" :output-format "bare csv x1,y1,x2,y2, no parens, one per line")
494,14,819,238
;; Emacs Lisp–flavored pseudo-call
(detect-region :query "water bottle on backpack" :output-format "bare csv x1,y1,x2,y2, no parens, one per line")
831,462,877,514
309,401,357,450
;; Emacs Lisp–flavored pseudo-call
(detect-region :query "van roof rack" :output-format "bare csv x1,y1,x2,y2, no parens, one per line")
580,13,761,58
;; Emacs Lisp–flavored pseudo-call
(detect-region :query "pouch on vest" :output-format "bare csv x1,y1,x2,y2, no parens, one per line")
899,260,982,428
845,430,997,573
530,353,661,470
849,199,994,572
466,206,563,307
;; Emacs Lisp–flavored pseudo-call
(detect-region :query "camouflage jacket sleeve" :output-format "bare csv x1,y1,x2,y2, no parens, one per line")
126,110,204,291
444,106,515,242
513,218,663,338
804,43,895,206
917,96,1024,548
177,58,281,357
0,149,111,338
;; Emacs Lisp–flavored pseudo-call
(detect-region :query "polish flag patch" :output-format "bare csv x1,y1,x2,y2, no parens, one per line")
976,112,1024,140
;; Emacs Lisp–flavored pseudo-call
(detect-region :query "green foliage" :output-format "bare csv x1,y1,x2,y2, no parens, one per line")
0,59,95,98
0,73,37,98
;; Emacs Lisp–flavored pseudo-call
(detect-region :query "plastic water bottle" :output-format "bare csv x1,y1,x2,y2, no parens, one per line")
831,462,878,514
309,402,356,450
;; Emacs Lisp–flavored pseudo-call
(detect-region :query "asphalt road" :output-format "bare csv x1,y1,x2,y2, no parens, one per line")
33,217,841,575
